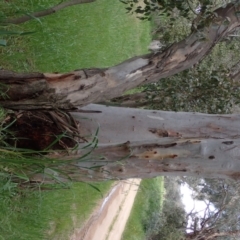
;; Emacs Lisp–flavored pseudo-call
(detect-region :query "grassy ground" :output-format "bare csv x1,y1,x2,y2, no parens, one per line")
0,0,151,239
0,181,112,240
0,0,151,72
122,177,165,240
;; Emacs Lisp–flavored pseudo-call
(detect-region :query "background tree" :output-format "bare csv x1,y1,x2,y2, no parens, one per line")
178,177,240,240
151,177,186,240
149,176,240,240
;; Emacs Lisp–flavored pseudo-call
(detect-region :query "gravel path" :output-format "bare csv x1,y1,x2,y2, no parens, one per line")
70,179,141,240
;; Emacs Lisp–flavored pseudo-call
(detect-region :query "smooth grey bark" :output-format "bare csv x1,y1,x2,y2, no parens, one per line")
74,104,240,144
5,0,96,25
30,104,240,182
1,3,240,110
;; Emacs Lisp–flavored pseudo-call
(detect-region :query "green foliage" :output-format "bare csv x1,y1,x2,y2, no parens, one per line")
143,39,240,114
142,178,164,238
151,177,185,240
152,15,191,44
122,177,164,240
120,0,217,22
144,66,237,113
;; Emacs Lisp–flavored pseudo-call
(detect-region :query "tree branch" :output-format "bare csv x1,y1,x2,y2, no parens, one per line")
6,0,96,25
1,3,240,110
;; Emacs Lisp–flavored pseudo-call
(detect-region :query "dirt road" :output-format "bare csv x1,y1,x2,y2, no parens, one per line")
71,179,141,240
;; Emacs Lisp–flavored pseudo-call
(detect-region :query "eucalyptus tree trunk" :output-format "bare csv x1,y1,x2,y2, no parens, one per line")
30,104,240,182
2,2,240,183
1,3,240,110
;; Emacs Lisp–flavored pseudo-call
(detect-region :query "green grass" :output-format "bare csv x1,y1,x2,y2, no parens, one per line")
0,0,151,239
0,0,151,72
0,181,112,240
122,177,164,240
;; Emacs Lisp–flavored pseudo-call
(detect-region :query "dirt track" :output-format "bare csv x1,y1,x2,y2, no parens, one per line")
70,179,141,240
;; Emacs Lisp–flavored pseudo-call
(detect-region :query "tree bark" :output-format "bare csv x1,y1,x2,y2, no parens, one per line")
28,104,240,182
1,3,240,110
5,0,96,25
2,2,240,184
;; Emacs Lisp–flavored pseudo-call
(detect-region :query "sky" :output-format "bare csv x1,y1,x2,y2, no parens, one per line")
180,184,209,213
180,183,215,231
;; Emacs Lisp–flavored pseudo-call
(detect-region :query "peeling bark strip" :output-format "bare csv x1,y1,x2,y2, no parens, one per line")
29,104,240,182
1,3,240,110
5,0,96,25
